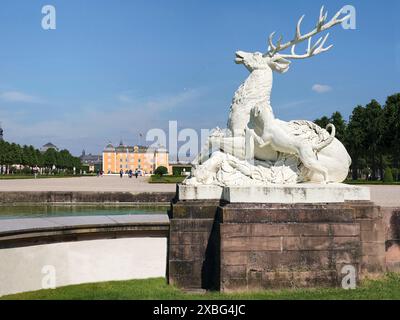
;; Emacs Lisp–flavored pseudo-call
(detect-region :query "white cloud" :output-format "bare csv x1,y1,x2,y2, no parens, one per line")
0,91,43,103
312,84,333,94
117,94,133,103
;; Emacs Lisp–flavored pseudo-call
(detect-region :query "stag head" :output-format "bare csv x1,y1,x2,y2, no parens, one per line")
235,6,350,73
235,51,290,73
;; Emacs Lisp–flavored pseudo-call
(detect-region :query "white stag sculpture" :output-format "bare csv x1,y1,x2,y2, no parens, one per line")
188,7,352,186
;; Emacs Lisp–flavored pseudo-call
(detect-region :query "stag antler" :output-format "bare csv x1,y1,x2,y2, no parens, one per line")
266,6,350,59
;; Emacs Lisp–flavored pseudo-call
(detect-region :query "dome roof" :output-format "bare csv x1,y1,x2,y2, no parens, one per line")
43,142,57,148
40,142,59,152
104,143,115,152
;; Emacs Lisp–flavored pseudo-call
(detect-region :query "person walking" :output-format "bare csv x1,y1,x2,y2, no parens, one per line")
120,169,123,178
135,171,138,179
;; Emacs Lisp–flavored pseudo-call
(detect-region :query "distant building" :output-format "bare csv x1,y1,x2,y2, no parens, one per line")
41,142,59,153
102,140,170,175
80,150,102,173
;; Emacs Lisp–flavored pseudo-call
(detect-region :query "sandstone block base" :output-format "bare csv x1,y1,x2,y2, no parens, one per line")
168,199,385,291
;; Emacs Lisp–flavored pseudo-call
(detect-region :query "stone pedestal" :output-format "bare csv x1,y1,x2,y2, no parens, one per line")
177,183,370,203
168,185,385,291
168,200,222,290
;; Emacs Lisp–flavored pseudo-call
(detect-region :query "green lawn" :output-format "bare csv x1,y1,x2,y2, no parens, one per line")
148,175,187,184
345,180,400,185
3,274,400,300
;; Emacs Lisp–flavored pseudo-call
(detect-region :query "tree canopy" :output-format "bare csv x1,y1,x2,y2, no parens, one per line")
0,140,81,174
154,166,168,176
315,93,400,181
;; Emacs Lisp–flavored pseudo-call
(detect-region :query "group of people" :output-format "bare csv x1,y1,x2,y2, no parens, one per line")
120,169,139,179
96,169,141,178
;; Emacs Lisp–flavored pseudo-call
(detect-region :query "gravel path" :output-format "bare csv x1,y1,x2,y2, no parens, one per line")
0,176,176,193
368,185,400,207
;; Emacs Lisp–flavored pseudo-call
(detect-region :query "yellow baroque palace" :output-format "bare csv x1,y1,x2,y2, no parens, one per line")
102,141,170,175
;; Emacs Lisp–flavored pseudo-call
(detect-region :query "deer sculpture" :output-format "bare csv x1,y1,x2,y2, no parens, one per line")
228,6,350,137
192,7,352,184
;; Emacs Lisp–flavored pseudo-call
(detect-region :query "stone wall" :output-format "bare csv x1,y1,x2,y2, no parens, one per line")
383,207,400,272
168,200,222,290
220,202,384,292
350,202,386,276
168,200,386,292
0,191,175,203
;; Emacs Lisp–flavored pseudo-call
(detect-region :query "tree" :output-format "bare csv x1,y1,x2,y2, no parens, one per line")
345,106,366,180
314,116,330,129
363,100,384,180
314,94,400,181
392,168,399,181
330,112,347,142
383,167,394,183
43,148,58,170
35,149,44,168
29,146,39,167
315,112,346,143
0,139,80,175
382,94,400,169
154,166,168,176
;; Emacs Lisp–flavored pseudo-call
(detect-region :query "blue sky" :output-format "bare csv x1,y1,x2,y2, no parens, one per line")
0,0,398,155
